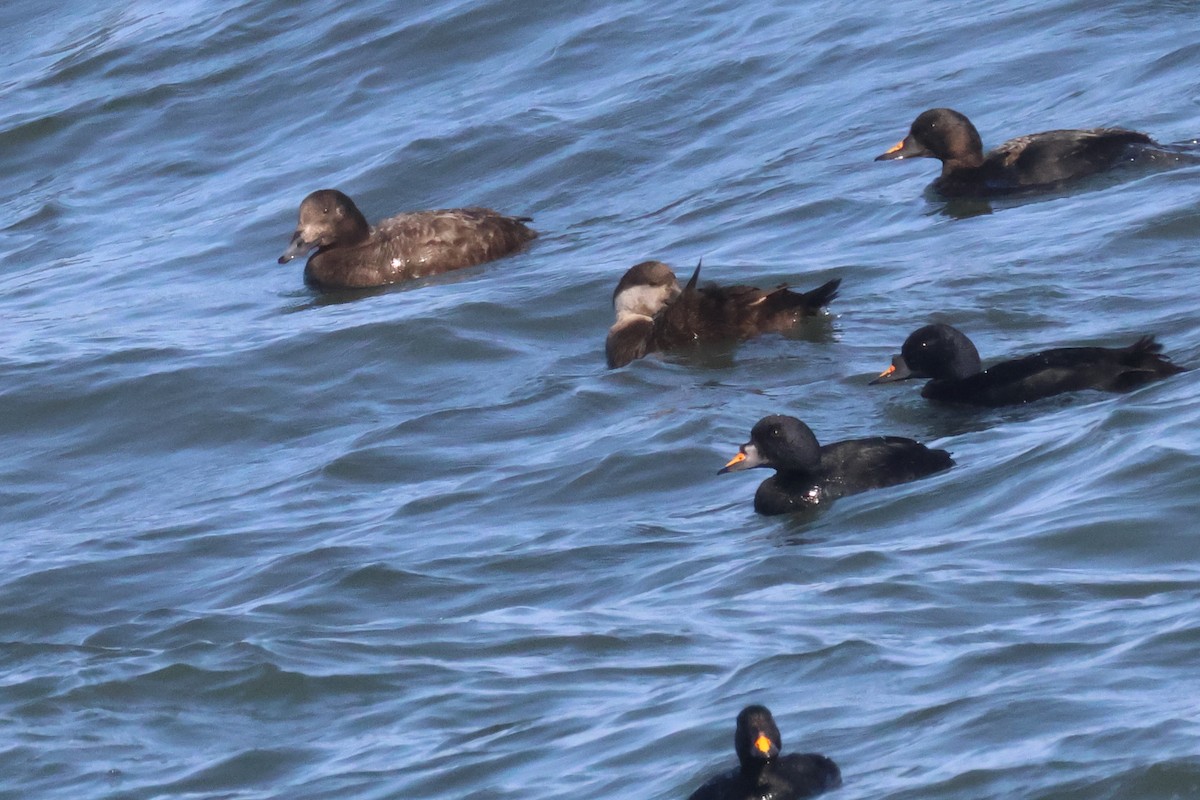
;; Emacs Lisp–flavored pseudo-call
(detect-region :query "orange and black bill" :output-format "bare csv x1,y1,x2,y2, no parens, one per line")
753,732,779,759
869,354,914,385
718,443,762,474
874,134,928,161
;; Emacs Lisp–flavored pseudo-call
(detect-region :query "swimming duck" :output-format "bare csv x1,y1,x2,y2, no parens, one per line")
605,261,681,368
605,261,840,368
875,108,1156,196
278,189,537,289
871,323,1186,406
687,705,841,800
719,415,953,516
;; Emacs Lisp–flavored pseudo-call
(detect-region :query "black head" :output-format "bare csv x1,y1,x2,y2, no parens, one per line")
279,189,372,264
611,260,681,317
873,323,983,383
875,108,984,165
734,705,782,769
719,414,822,474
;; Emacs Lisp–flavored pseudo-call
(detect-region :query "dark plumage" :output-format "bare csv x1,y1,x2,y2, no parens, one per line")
687,705,841,800
871,323,1187,406
278,189,537,289
874,108,1156,196
719,415,953,516
605,261,840,368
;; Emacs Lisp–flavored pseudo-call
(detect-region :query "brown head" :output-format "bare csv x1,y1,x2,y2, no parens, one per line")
278,189,372,264
611,260,682,318
875,108,985,168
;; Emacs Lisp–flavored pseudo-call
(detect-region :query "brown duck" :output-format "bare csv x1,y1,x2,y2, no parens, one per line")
605,261,840,368
279,189,537,289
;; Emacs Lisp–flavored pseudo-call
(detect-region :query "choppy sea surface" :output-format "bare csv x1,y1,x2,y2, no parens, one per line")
3,1,1200,798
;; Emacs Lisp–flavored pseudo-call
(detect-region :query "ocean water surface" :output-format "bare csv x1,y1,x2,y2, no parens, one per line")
3,1,1200,798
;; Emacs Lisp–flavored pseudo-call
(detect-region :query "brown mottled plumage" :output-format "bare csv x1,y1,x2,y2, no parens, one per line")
605,261,840,368
278,189,537,289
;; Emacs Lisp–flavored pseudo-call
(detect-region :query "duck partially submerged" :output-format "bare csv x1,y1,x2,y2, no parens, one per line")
279,189,537,290
687,705,842,800
605,261,840,368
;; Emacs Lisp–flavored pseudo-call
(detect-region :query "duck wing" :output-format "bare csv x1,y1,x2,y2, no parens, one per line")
375,208,537,277
989,128,1154,185
928,336,1184,405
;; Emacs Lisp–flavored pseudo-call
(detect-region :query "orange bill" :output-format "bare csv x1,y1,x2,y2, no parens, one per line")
754,734,773,755
883,139,905,155
876,364,897,379
723,451,747,469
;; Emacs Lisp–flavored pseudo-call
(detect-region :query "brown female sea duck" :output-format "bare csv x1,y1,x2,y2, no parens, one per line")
279,189,537,289
605,261,840,368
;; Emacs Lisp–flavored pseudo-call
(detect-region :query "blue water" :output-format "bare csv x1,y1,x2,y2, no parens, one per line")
3,1,1200,798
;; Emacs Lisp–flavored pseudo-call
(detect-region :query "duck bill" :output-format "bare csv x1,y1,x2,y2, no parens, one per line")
869,355,914,384
278,230,314,264
874,135,928,161
718,443,763,474
753,733,779,760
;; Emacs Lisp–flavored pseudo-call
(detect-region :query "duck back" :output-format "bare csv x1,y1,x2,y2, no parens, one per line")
752,437,952,515
940,128,1155,196
304,207,536,289
922,336,1186,405
817,437,955,497
656,274,839,348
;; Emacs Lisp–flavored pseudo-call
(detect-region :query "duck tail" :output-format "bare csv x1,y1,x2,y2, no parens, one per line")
1126,336,1186,373
799,277,841,311
1111,335,1188,390
684,259,702,293
757,276,841,318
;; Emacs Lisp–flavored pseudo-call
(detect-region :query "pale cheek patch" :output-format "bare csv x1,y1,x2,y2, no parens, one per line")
615,285,675,317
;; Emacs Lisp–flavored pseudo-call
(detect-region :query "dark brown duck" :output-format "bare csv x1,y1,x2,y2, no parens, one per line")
605,261,840,368
875,108,1157,197
278,189,537,289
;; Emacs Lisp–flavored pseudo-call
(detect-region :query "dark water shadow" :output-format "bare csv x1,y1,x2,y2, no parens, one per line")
768,507,825,546
931,196,995,219
873,383,1122,441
